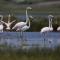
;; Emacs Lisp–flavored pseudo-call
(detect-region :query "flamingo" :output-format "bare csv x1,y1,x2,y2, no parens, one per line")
1,14,16,31
20,20,31,49
12,7,32,49
12,7,32,31
0,15,4,32
41,15,54,33
40,15,54,47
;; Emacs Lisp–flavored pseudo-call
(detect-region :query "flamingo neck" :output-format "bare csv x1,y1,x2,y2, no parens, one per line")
26,9,29,24
49,17,52,28
50,18,52,28
28,20,30,28
49,17,50,28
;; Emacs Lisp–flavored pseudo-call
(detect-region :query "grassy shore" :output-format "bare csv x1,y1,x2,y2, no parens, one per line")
0,46,60,60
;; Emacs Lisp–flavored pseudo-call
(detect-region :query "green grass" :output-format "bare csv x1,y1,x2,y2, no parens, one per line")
0,46,60,60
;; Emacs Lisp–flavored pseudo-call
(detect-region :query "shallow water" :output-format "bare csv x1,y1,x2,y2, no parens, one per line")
0,32,60,48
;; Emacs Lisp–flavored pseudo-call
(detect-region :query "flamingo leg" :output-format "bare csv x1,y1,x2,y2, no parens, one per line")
42,32,47,48
20,31,24,49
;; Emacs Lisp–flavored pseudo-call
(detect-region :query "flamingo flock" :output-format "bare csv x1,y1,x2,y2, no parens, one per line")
0,7,60,49
0,7,59,32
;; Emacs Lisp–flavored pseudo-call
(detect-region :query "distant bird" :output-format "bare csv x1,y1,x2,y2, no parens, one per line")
40,15,54,47
40,15,54,33
0,15,4,32
12,7,32,31
1,14,16,30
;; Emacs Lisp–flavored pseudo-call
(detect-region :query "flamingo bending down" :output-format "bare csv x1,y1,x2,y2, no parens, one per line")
1,14,16,30
12,7,32,31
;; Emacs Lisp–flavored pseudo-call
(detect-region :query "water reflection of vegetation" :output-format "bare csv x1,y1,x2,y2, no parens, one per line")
0,43,60,60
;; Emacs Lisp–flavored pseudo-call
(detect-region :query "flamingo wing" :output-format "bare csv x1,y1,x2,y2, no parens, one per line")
0,21,7,26
12,22,26,29
10,20,16,25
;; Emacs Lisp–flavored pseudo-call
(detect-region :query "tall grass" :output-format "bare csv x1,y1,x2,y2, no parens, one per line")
0,44,60,60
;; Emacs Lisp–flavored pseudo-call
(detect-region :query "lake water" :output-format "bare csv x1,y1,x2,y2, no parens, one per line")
0,32,60,48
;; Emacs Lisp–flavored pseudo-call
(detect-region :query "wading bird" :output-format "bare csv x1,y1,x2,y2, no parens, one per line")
40,15,54,47
1,14,16,31
41,15,54,33
12,7,32,37
12,7,32,49
12,7,32,31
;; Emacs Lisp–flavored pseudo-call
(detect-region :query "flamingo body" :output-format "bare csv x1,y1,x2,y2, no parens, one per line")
12,22,26,30
0,24,3,32
41,27,53,33
21,25,30,31
57,27,60,31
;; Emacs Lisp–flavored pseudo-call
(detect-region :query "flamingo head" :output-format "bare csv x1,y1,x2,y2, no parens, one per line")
48,15,54,18
26,7,32,10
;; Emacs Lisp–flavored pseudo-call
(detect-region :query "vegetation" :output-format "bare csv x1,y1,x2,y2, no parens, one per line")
0,0,60,13
0,43,60,60
2,15,60,31
29,16,60,31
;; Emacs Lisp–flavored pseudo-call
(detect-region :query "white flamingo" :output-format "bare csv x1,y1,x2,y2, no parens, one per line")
40,15,54,33
40,15,54,47
12,7,32,49
12,7,32,31
20,20,31,49
1,14,16,30
0,15,4,32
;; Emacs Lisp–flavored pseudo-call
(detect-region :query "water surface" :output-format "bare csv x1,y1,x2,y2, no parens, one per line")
0,32,60,48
